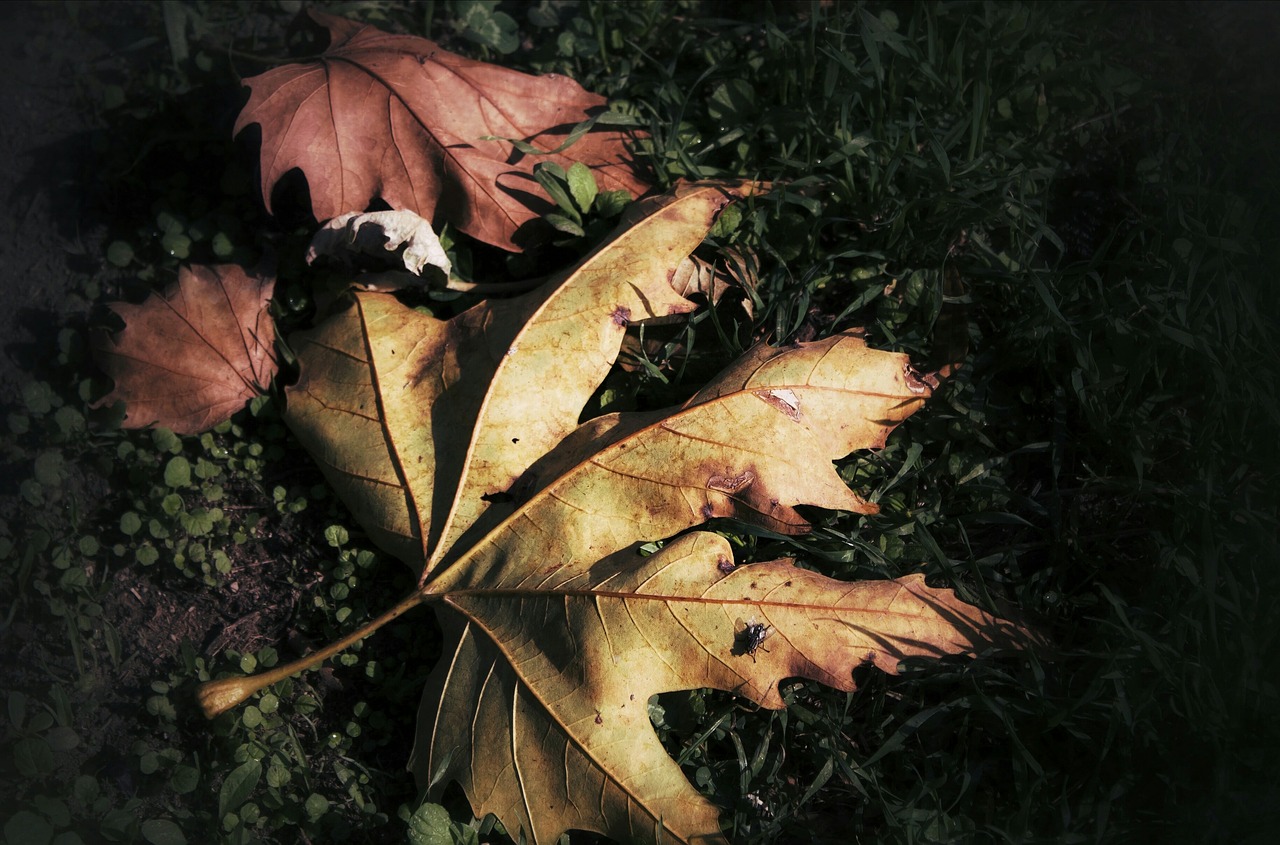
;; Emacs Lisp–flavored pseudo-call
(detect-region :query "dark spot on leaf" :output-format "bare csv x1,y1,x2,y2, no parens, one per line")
611,306,631,327
595,713,603,725
512,437,519,444
511,474,537,503
717,557,735,574
701,503,715,519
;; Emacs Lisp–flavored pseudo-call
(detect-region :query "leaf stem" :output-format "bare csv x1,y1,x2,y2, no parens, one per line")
196,589,427,719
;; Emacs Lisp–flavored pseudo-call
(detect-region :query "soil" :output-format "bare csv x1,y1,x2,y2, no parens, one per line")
0,8,452,842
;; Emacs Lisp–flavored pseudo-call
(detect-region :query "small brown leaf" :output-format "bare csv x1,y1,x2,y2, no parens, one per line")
669,247,758,312
925,264,970,379
236,11,650,251
92,264,277,435
617,245,760,370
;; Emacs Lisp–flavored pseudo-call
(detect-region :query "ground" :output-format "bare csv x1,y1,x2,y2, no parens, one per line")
0,2,104,408
2,3,1278,844
0,0,327,822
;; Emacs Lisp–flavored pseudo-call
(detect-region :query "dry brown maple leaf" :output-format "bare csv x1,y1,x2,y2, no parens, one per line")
91,263,277,435
236,10,650,251
197,182,1030,844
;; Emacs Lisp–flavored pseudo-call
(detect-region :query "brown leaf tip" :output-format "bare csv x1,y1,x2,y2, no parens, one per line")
905,363,940,394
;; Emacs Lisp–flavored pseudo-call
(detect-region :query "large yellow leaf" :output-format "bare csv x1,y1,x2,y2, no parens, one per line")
399,332,1002,844
431,331,930,593
201,182,1030,845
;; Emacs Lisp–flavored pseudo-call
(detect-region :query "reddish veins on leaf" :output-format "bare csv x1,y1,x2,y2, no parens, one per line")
235,9,650,251
91,263,277,435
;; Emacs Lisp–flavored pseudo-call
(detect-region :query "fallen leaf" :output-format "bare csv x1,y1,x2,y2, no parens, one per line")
91,263,277,435
436,330,932,598
197,183,1030,843
236,10,649,251
671,247,757,314
307,209,452,278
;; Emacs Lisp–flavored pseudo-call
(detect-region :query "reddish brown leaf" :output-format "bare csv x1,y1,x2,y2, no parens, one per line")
92,264,277,434
235,11,650,251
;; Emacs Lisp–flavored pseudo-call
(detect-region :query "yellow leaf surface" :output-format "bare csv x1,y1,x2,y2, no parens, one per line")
432,331,928,593
284,182,752,574
400,330,1016,844
416,532,1023,845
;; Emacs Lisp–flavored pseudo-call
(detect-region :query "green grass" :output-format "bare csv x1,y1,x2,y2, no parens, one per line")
3,1,1278,843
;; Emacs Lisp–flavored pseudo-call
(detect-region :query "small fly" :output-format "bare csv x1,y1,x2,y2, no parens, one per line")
732,618,771,662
